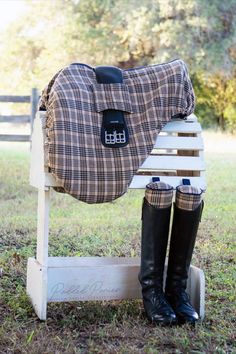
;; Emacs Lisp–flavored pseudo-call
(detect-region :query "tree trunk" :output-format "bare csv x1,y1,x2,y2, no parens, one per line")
219,113,225,130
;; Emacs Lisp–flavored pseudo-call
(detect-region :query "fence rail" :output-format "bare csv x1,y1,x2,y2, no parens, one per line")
0,115,30,123
0,95,31,103
0,134,30,142
0,88,39,142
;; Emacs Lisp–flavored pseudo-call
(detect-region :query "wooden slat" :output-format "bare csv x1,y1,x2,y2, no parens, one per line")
43,172,207,191
0,95,30,103
153,136,204,150
43,168,206,189
27,257,205,319
0,134,30,142
48,256,140,267
140,155,205,171
162,120,202,134
0,115,30,123
129,175,206,190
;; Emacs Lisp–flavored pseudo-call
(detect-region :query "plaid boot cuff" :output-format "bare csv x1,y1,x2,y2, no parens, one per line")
176,185,203,211
145,182,173,209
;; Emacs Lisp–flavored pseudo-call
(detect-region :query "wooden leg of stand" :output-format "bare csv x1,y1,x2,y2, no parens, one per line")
27,188,50,320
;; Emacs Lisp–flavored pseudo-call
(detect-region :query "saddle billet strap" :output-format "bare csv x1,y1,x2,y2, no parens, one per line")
94,66,129,148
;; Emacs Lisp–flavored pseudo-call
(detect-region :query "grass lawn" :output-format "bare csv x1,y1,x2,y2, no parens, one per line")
0,131,236,353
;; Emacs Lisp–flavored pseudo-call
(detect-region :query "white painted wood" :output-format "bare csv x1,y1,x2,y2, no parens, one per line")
30,113,48,190
26,258,47,320
187,265,205,320
27,257,204,319
140,155,205,171
197,132,206,191
186,113,197,121
30,112,62,189
153,136,204,150
162,120,202,134
36,189,50,266
129,176,206,190
43,169,206,190
47,260,140,302
47,256,139,267
45,173,59,187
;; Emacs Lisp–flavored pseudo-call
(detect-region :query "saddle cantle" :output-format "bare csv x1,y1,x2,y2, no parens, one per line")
39,59,195,204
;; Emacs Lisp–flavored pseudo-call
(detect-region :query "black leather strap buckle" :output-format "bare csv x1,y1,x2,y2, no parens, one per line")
94,66,129,148
105,130,126,145
101,109,129,148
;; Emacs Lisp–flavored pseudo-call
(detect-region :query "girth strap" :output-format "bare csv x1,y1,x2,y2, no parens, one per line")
94,66,129,148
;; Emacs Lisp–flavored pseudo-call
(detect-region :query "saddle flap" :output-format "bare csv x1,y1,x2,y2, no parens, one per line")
92,83,133,113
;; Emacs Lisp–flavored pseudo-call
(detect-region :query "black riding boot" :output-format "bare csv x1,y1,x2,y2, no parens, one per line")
165,202,204,325
138,198,177,325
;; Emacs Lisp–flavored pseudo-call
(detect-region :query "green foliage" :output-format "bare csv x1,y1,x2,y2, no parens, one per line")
0,0,236,131
193,72,236,132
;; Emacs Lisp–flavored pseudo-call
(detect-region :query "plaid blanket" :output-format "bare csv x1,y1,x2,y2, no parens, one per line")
39,59,195,204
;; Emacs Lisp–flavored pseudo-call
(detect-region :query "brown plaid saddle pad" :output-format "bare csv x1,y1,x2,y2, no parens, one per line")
39,59,195,204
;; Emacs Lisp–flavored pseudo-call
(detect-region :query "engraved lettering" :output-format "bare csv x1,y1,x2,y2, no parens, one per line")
49,280,120,301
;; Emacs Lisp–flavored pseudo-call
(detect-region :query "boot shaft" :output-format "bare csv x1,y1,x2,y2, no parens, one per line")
139,198,172,290
166,201,204,291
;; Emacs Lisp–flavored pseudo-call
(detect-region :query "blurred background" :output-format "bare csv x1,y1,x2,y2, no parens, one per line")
0,0,236,133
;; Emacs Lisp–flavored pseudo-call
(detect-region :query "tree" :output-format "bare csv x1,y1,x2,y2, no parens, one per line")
0,0,236,130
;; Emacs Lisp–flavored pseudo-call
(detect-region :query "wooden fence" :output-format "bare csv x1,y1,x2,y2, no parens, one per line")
0,88,39,142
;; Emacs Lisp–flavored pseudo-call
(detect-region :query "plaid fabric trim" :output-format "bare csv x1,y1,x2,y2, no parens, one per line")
145,182,173,209
39,60,195,204
39,69,63,112
92,83,133,113
176,185,203,211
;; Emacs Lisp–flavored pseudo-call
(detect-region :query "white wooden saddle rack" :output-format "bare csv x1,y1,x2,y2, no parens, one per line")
27,111,206,321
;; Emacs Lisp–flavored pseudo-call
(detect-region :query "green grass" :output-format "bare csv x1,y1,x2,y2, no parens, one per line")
0,140,236,353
